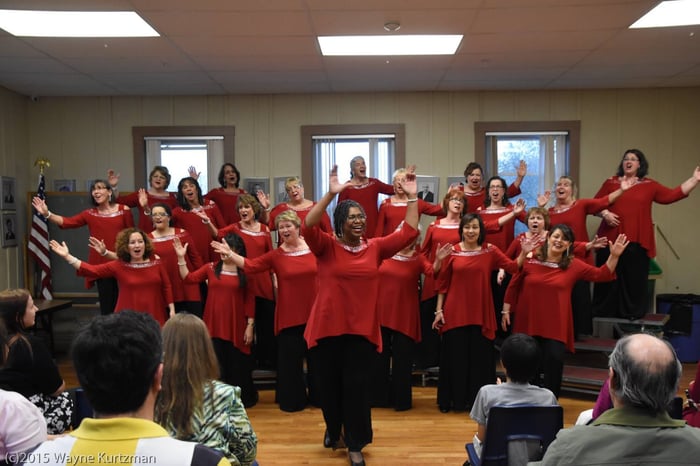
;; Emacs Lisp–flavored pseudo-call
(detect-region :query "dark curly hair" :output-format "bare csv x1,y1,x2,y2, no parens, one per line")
115,228,154,262
176,177,204,210
217,163,240,189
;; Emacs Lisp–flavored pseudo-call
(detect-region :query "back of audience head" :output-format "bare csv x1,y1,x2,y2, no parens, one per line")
501,333,541,384
0,288,34,337
71,311,162,417
156,313,220,437
608,333,681,413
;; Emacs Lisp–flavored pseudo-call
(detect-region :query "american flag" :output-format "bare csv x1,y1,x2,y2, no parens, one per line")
27,173,52,300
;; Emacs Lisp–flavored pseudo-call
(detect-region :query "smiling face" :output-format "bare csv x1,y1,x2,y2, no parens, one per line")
285,181,304,202
277,220,300,244
461,217,481,246
127,232,146,261
22,295,37,329
343,206,366,243
91,181,112,205
555,177,574,202
547,227,572,257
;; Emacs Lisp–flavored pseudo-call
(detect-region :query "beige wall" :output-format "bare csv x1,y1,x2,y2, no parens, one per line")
3,87,700,297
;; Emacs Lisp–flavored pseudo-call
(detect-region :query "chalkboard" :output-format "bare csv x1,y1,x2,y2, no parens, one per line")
41,192,138,297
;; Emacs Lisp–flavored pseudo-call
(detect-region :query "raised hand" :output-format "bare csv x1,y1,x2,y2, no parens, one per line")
107,169,120,188
256,190,270,209
400,165,417,197
621,177,638,191
188,166,200,180
521,231,545,254
586,235,608,251
537,190,551,207
137,188,148,209
609,233,630,257
516,160,527,177
31,196,48,216
172,237,188,258
88,236,107,255
49,240,70,258
210,238,232,257
435,242,453,261
329,165,352,195
513,198,526,215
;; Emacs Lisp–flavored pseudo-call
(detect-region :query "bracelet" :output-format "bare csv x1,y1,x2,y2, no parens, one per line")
100,249,108,257
67,257,78,265
501,310,510,315
143,209,151,216
177,262,187,266
407,198,418,203
44,210,52,220
265,207,272,212
201,219,210,224
247,321,255,327
434,309,443,315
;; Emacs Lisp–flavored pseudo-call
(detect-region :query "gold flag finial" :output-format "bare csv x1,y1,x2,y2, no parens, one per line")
34,158,51,174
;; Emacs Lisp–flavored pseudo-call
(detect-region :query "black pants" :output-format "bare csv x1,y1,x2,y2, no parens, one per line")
414,297,440,369
309,335,374,452
593,242,650,319
212,337,258,408
252,297,277,369
276,325,313,412
370,327,415,410
572,280,593,337
96,278,118,315
535,336,566,398
437,326,495,411
491,270,512,341
175,301,203,318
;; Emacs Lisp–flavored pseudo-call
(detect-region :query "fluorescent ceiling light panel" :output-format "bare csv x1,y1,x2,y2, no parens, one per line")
0,10,159,37
630,0,700,28
318,35,462,56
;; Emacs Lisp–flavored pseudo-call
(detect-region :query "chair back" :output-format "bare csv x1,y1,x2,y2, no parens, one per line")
468,405,563,466
70,387,94,428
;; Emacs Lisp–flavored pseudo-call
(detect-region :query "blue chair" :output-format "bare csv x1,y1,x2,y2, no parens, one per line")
70,387,94,428
465,405,563,466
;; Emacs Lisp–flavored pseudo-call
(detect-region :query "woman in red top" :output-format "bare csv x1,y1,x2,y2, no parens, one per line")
303,164,419,466
262,176,332,245
32,179,134,315
374,168,444,237
213,210,318,413
174,232,257,408
416,189,465,369
146,203,204,317
593,149,700,319
370,237,433,411
337,156,395,238
461,161,526,213
50,228,175,325
204,163,247,226
218,194,276,371
501,225,629,397
431,213,532,413
108,165,179,230
171,177,224,263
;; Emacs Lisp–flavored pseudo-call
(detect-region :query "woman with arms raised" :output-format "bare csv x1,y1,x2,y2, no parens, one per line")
303,165,419,466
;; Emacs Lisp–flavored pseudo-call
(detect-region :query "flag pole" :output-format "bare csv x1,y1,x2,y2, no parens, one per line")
28,158,53,300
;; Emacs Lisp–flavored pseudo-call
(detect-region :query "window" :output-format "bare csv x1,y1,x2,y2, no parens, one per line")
132,126,235,193
301,124,406,220
475,121,580,234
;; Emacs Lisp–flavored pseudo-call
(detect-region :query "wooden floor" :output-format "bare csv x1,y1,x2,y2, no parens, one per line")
50,308,696,465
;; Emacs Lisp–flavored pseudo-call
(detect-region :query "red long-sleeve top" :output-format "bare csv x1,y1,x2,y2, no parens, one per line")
60,205,135,288
219,223,275,301
204,188,247,226
594,176,687,258
302,222,419,352
436,244,519,340
244,247,318,335
476,205,524,252
374,198,444,237
377,253,433,342
548,198,608,243
505,258,616,351
171,201,225,262
419,220,462,301
77,259,173,325
183,263,255,353
337,178,394,238
463,185,522,214
148,228,203,303
116,191,178,231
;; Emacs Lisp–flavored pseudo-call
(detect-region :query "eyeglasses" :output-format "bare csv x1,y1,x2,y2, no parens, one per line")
449,197,464,203
151,212,169,218
346,214,366,222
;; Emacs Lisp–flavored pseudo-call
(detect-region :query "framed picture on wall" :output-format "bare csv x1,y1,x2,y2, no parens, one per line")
86,179,97,191
416,175,439,204
244,177,269,197
1,176,16,210
274,176,292,204
446,176,464,191
53,179,76,192
1,211,18,248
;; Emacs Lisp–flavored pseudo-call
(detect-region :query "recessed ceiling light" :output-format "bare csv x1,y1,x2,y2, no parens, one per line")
318,35,462,56
0,9,159,37
630,0,700,28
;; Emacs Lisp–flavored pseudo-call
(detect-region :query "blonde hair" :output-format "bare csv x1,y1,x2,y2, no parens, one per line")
275,210,301,229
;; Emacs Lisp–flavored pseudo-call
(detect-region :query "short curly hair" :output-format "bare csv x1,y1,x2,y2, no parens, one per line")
115,228,154,262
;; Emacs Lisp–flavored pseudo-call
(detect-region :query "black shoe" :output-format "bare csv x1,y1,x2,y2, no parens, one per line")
323,430,332,448
439,406,450,413
348,451,365,466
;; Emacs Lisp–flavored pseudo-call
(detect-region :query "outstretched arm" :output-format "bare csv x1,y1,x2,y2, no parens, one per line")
49,240,82,269
681,166,700,195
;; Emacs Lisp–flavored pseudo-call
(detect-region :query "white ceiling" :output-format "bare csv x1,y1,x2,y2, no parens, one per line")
0,0,699,97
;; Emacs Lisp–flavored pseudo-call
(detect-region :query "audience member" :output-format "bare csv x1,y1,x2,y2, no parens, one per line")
470,333,557,459
533,333,700,465
21,311,228,466
156,314,257,466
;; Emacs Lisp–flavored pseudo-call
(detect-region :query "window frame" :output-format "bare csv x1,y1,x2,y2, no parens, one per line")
301,124,406,200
